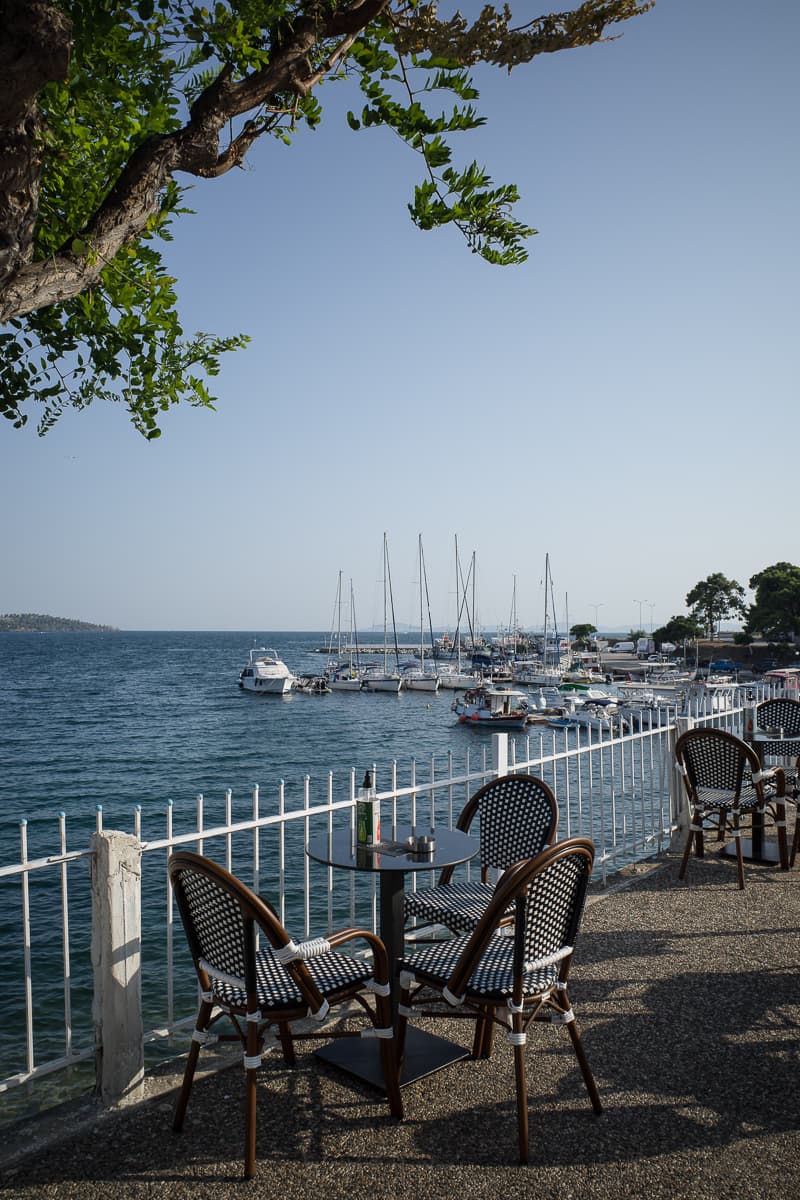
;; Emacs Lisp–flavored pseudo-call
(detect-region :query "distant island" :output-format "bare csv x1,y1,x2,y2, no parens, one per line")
0,613,118,633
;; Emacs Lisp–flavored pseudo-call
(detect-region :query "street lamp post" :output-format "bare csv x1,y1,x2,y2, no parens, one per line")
589,603,603,631
633,599,647,632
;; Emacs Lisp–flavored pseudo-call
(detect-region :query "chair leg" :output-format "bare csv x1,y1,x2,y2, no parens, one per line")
277,1020,296,1066
511,1012,529,1164
375,990,403,1119
173,997,213,1132
472,1007,493,1059
775,800,789,870
565,1011,603,1115
733,811,745,890
243,1016,261,1179
678,806,701,880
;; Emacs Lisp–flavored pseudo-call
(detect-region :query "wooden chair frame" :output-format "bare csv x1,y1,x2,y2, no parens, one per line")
397,838,600,1164
169,851,402,1178
754,698,800,866
404,773,559,936
674,727,788,889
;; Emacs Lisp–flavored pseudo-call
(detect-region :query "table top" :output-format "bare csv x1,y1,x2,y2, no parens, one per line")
306,823,477,875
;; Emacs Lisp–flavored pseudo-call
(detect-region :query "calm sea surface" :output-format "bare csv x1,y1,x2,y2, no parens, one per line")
0,630,500,1106
1,630,487,855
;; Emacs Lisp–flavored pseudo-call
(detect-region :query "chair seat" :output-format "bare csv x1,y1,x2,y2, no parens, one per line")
210,945,374,1013
404,880,508,934
696,784,765,814
400,930,561,1003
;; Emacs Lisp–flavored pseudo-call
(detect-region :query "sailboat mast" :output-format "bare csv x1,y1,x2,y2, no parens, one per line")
418,533,424,666
383,532,388,673
543,553,549,667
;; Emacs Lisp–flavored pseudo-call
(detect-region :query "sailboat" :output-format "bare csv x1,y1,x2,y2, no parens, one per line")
437,538,482,690
325,573,363,691
361,533,403,693
402,535,440,692
513,554,564,687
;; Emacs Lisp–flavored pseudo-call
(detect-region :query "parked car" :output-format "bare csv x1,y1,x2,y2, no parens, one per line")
709,659,739,672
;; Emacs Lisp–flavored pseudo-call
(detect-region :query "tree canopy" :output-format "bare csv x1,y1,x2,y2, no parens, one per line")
653,614,703,647
685,573,746,638
0,0,652,437
746,562,800,642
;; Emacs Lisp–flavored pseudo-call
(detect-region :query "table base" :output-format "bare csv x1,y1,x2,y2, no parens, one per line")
315,1026,469,1090
719,839,782,864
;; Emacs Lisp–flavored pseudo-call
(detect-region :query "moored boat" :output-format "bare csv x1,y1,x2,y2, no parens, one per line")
239,647,295,694
451,684,531,729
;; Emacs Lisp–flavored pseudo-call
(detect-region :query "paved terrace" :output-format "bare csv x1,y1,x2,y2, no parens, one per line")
2,845,798,1200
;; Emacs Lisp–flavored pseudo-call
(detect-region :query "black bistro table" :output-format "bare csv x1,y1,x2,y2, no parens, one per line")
306,822,477,1089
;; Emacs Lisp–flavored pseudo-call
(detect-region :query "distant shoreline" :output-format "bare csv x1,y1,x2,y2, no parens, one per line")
0,614,118,633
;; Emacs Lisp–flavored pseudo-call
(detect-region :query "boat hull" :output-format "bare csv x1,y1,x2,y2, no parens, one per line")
240,675,293,695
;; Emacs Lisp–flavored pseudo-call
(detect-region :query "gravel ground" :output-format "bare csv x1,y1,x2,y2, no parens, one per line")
2,847,798,1199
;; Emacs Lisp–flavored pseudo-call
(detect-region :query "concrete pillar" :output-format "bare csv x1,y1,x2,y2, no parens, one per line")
492,732,508,778
90,830,144,1106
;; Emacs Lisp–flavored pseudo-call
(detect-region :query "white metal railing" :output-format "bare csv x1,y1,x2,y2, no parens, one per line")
0,684,769,1111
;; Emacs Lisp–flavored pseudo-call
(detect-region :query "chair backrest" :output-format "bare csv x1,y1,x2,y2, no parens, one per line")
168,851,321,1009
447,837,595,997
674,727,760,795
756,697,800,744
454,773,559,879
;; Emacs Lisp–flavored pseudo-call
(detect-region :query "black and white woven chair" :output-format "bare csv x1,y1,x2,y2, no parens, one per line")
396,837,601,1164
674,727,788,889
754,698,800,865
168,851,403,1178
403,773,558,936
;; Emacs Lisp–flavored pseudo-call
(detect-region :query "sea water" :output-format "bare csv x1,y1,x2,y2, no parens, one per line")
0,630,493,1109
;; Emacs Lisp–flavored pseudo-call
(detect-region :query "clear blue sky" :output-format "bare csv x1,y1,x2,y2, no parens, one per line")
1,0,797,634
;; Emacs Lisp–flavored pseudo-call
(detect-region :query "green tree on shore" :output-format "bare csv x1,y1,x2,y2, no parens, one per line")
0,0,652,437
569,623,597,647
746,562,800,641
686,574,746,638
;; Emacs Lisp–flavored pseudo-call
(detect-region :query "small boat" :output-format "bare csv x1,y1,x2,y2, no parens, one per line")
451,685,531,730
239,647,295,694
294,674,331,695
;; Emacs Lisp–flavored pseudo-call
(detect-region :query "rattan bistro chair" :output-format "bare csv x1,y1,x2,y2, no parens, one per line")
403,773,558,936
754,698,800,865
674,727,788,889
397,838,601,1164
168,852,403,1178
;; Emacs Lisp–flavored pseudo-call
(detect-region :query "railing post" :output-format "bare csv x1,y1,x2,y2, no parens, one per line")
668,716,694,851
90,829,144,1107
492,732,508,778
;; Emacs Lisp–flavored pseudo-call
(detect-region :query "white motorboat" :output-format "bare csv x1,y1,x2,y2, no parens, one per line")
239,647,294,694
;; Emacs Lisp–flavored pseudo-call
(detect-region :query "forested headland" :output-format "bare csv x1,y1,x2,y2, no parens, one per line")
0,613,118,632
